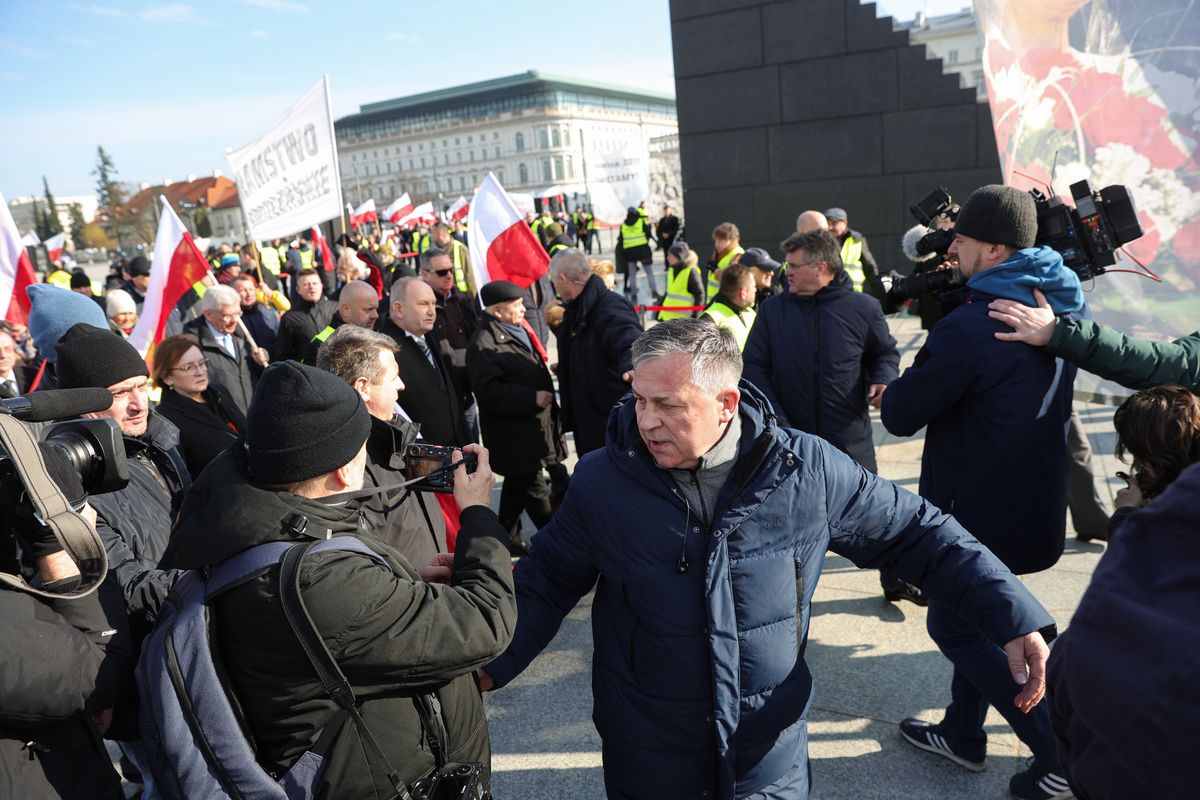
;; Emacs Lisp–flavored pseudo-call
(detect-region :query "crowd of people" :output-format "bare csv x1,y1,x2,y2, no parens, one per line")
1,185,1196,800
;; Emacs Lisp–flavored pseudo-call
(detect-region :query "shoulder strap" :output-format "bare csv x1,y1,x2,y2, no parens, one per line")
278,538,411,800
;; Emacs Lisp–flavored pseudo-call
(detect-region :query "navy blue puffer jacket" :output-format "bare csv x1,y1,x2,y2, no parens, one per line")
485,382,1054,799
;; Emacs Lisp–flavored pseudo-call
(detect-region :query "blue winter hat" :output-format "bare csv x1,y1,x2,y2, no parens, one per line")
27,283,109,363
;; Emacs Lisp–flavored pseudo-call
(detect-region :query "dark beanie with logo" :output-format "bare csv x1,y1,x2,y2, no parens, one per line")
953,184,1038,249
244,360,370,485
55,324,149,390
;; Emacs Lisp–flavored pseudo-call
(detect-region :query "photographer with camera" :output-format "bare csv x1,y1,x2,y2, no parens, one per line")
881,185,1084,799
158,361,515,799
316,325,449,566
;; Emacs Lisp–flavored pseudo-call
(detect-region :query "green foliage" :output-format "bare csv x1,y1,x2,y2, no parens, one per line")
92,145,128,247
68,203,88,250
41,176,63,238
194,206,213,238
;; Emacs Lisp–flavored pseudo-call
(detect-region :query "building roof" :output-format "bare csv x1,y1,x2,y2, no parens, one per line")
337,70,675,131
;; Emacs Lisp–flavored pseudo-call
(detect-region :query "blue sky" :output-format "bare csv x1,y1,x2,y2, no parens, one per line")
0,0,968,200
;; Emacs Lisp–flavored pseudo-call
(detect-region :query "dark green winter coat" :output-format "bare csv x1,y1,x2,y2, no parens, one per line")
1047,318,1200,392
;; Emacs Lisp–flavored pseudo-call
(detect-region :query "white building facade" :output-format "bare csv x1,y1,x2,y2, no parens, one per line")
896,9,987,101
7,194,99,245
334,71,678,214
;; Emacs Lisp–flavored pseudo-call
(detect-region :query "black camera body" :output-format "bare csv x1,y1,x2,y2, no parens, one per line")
1032,180,1143,281
409,762,489,800
403,444,477,494
41,419,130,495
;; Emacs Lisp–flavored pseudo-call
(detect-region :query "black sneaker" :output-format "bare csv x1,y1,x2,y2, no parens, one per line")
899,718,986,772
1010,758,1072,799
883,578,929,607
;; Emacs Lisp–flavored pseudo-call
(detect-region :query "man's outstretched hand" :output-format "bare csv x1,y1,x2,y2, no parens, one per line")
988,288,1056,347
1004,631,1050,713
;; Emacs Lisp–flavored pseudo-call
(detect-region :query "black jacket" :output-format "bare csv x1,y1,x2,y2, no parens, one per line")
182,316,260,416
241,301,280,359
432,288,479,403
555,275,641,456
466,313,566,477
301,311,346,366
362,415,448,569
743,280,899,472
154,384,245,480
275,297,336,363
161,447,516,800
90,412,191,641
0,580,129,800
378,317,469,447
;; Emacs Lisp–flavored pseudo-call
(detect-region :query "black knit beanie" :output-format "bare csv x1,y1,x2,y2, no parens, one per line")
244,361,370,485
56,324,149,390
954,185,1038,249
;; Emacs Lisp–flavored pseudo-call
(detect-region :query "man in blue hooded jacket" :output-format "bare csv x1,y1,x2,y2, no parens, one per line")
479,318,1057,799
882,184,1083,800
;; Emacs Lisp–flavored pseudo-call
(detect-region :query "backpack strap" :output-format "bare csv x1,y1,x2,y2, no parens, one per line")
278,538,411,800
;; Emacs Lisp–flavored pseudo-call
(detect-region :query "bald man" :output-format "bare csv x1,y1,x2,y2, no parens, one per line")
795,210,829,233
302,280,380,364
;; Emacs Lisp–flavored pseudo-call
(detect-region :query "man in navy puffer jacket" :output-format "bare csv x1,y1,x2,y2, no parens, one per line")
882,184,1083,800
481,318,1057,799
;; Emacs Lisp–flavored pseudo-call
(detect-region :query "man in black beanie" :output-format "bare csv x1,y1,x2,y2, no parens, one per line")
881,186,1084,799
161,361,517,798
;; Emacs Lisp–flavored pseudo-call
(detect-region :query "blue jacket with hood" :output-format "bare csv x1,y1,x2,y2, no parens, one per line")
485,381,1056,799
881,246,1083,575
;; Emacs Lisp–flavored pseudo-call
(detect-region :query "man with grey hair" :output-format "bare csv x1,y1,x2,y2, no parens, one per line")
183,283,267,415
316,325,449,566
479,317,1059,800
548,248,641,456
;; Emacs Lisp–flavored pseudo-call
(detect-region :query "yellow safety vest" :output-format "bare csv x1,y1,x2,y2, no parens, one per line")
702,302,757,352
548,242,569,256
415,233,430,254
708,245,744,301
586,214,597,231
659,265,700,321
620,220,648,249
840,236,866,292
299,248,314,271
260,245,282,275
448,240,470,295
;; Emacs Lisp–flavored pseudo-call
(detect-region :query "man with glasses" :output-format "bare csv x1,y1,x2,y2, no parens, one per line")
183,284,267,416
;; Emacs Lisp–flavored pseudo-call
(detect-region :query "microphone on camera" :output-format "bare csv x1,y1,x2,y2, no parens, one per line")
0,388,114,423
901,225,939,263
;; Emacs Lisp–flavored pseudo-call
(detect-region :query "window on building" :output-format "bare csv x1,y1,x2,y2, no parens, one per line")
975,72,985,91
352,153,357,161
552,128,561,147
420,157,426,168
409,159,414,170
519,163,528,184
497,169,505,184
418,143,423,151
515,132,525,152
563,128,570,146
493,132,499,140
543,159,552,181
407,145,412,153
443,139,447,147
375,165,380,175
457,152,463,163
554,156,563,180
975,46,982,60
444,154,449,165
455,137,460,145
566,155,574,178
494,146,500,158
459,177,466,190
538,128,549,149
467,135,473,143
947,49,958,64
470,151,475,162
471,174,477,185
385,163,390,173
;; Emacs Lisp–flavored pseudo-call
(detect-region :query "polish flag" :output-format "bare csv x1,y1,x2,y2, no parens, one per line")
0,192,39,325
43,232,66,264
311,225,336,273
385,193,414,223
129,196,212,366
448,195,470,222
20,231,40,247
350,199,377,228
467,172,549,290
396,201,435,228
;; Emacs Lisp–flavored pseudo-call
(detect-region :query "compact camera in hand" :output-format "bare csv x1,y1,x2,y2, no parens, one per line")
403,444,478,494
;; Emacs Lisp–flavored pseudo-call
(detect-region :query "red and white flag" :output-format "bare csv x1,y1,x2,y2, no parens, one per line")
350,199,377,228
0,192,38,326
129,197,211,365
385,193,414,223
20,231,40,247
467,173,549,290
396,201,435,228
311,225,336,273
43,232,66,264
448,195,470,222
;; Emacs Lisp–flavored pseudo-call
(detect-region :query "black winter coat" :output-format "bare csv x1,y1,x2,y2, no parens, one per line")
743,281,899,472
90,411,191,641
154,384,245,480
378,317,469,447
362,415,448,569
240,301,280,358
555,275,641,456
161,447,516,800
182,316,260,416
0,581,130,799
466,313,566,477
275,297,336,363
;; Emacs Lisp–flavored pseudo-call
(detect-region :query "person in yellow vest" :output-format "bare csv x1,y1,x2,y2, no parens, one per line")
701,263,758,351
824,207,880,297
543,222,574,257
658,241,704,321
532,207,555,250
429,221,475,297
413,224,431,254
259,239,283,277
616,206,658,306
706,222,745,303
585,206,598,254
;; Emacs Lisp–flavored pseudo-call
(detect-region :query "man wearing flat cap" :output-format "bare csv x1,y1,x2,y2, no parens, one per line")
882,185,1083,799
824,207,880,296
467,280,566,555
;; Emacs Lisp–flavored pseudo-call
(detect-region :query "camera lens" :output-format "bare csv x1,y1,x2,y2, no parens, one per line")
42,430,101,489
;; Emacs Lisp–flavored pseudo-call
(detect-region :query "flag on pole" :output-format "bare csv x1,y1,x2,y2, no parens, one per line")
385,193,414,223
448,196,470,222
467,173,550,290
128,197,211,365
396,201,435,228
350,199,377,228
43,232,66,264
311,225,336,273
20,231,40,247
0,192,39,326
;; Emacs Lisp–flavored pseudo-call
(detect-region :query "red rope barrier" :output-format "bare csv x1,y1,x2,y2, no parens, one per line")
633,304,707,312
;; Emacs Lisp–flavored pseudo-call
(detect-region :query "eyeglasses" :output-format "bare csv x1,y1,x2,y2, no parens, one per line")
426,268,453,277
170,360,210,375
785,260,823,270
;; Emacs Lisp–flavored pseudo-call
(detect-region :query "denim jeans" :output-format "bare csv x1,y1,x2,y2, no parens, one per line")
926,598,1061,769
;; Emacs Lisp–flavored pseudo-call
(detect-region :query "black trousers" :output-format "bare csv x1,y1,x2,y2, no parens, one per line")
498,471,554,544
